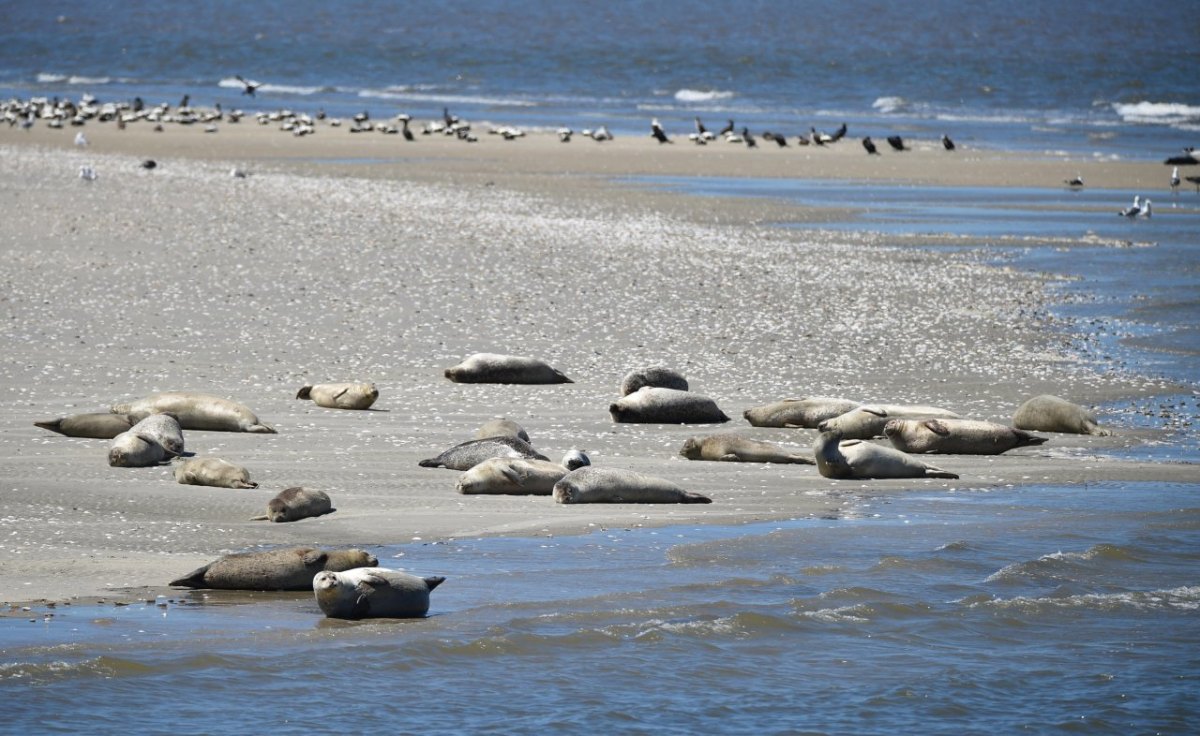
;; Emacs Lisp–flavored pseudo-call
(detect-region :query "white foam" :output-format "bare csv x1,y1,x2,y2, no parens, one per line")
356,89,537,108
674,89,734,103
66,75,111,85
872,96,909,114
36,73,67,83
217,78,325,96
1112,101,1200,125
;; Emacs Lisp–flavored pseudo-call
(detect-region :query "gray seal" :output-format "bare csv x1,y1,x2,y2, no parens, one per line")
314,567,445,619
1012,394,1113,436
813,430,959,480
35,412,135,439
170,547,378,590
456,451,591,495
609,387,730,424
107,414,183,467
619,367,688,396
444,353,572,384
296,382,379,410
418,435,549,470
680,434,814,464
817,404,962,440
742,397,861,428
473,418,530,443
883,418,1048,455
112,391,276,433
131,412,185,456
552,466,712,504
251,487,335,522
173,456,258,488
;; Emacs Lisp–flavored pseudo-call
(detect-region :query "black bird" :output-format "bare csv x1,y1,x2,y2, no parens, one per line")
1064,174,1084,188
179,94,190,109
399,115,414,141
886,135,907,151
235,75,261,96
650,118,672,144
941,134,956,151
862,136,879,155
830,122,848,142
443,107,459,127
1163,147,1198,166
718,119,735,137
140,159,157,170
760,131,787,147
742,127,756,148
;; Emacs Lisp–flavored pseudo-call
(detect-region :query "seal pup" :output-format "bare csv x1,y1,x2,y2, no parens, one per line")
251,487,334,522
444,353,571,384
36,412,135,439
813,430,959,480
456,451,591,495
473,418,530,443
419,435,548,470
173,456,258,488
884,418,1048,455
112,391,275,433
817,404,962,440
314,568,445,619
296,382,379,410
743,397,862,428
553,466,711,504
1012,395,1113,436
170,547,377,590
609,387,730,424
619,367,688,396
680,435,814,464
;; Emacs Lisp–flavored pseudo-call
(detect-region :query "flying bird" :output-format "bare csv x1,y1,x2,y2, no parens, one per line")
235,76,262,96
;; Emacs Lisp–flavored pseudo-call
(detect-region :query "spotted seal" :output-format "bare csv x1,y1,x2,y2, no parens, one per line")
817,404,962,440
813,430,958,480
112,391,275,433
418,435,548,470
1012,394,1112,436
170,547,377,590
251,487,335,522
619,367,688,396
313,567,445,619
444,353,571,384
456,451,591,495
883,418,1048,455
680,434,814,464
473,418,530,443
552,466,712,504
173,456,258,488
35,412,135,439
296,382,379,410
742,397,861,428
609,387,730,424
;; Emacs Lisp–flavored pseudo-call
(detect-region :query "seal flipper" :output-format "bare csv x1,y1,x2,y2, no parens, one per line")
169,563,213,588
301,550,328,566
1012,429,1049,448
296,386,313,400
424,576,447,591
247,423,277,434
33,419,66,435
249,513,270,521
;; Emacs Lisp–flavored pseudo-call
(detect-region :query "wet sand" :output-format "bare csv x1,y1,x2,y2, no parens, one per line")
0,120,1190,604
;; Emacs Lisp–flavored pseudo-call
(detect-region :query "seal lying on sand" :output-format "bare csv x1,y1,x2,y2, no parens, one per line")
35,412,135,439
609,387,730,424
171,547,377,590
131,413,185,456
1012,394,1113,436
884,418,1048,455
456,451,591,495
680,434,814,464
251,487,335,522
619,367,688,396
553,466,712,504
296,382,379,410
107,415,184,467
742,397,861,428
419,435,548,470
473,418,530,443
444,353,571,384
173,456,258,488
813,430,958,480
817,404,962,440
112,391,276,433
314,567,445,620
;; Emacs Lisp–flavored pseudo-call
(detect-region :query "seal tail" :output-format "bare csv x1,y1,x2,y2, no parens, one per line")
418,458,441,468
924,469,960,479
424,576,447,591
248,423,277,434
169,563,212,588
683,492,713,504
233,480,259,489
33,419,65,435
1013,429,1049,448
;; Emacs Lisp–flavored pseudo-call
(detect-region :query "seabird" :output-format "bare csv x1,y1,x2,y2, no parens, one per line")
886,135,907,151
650,118,671,144
810,127,832,145
590,125,613,141
557,127,573,142
1163,147,1198,166
78,165,97,181
718,119,735,137
761,131,787,147
1118,195,1141,218
862,136,879,155
1186,175,1200,192
230,167,248,178
741,127,756,148
1140,199,1152,218
73,131,88,147
1065,174,1084,188
235,75,262,96
178,94,190,110
1171,166,1180,193
941,134,956,151
830,122,848,142
140,159,157,170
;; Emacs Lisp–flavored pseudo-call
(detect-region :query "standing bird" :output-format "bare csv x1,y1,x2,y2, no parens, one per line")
557,127,573,142
1170,166,1180,194
741,127,756,148
235,76,261,96
398,114,414,141
1140,199,1152,218
862,136,879,155
1118,195,1142,218
941,134,956,151
1065,174,1084,188
74,131,88,147
886,135,907,151
79,165,97,181
718,119,735,137
830,122,848,142
694,117,714,141
650,118,672,144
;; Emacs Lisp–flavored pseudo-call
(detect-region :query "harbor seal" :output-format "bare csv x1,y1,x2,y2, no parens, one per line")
473,418,531,443
35,412,135,439
813,430,959,480
679,434,814,464
130,412,185,456
609,387,730,424
170,547,377,590
456,451,591,495
619,367,688,396
296,382,379,410
444,353,571,384
173,456,258,488
817,404,962,440
552,466,712,504
251,487,335,522
108,425,174,468
418,435,549,470
742,397,862,428
111,391,276,433
883,418,1048,455
1012,394,1113,436
314,567,445,620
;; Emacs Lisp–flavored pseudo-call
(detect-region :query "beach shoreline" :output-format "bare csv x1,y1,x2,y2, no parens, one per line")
0,121,1193,606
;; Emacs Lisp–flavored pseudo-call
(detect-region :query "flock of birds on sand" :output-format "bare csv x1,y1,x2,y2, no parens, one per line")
31,351,1119,619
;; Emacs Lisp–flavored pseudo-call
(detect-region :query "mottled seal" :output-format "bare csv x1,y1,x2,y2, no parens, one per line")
813,430,958,480
251,487,335,522
173,456,258,488
619,367,688,396
314,567,445,619
609,387,730,424
444,353,571,384
473,418,531,443
883,418,1048,455
680,434,814,464
1012,394,1113,436
296,382,379,410
35,412,135,439
131,413,185,456
419,435,549,470
170,547,377,590
742,397,862,428
456,451,591,495
112,391,276,433
108,426,173,468
552,466,712,504
817,404,962,440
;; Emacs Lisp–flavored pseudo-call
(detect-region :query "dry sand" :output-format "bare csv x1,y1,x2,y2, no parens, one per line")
0,120,1191,604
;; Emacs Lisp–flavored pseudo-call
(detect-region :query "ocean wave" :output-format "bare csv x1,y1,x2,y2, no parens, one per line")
37,73,67,83
968,585,1200,613
872,96,909,114
1113,100,1200,125
38,73,115,86
674,88,734,103
356,88,538,108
